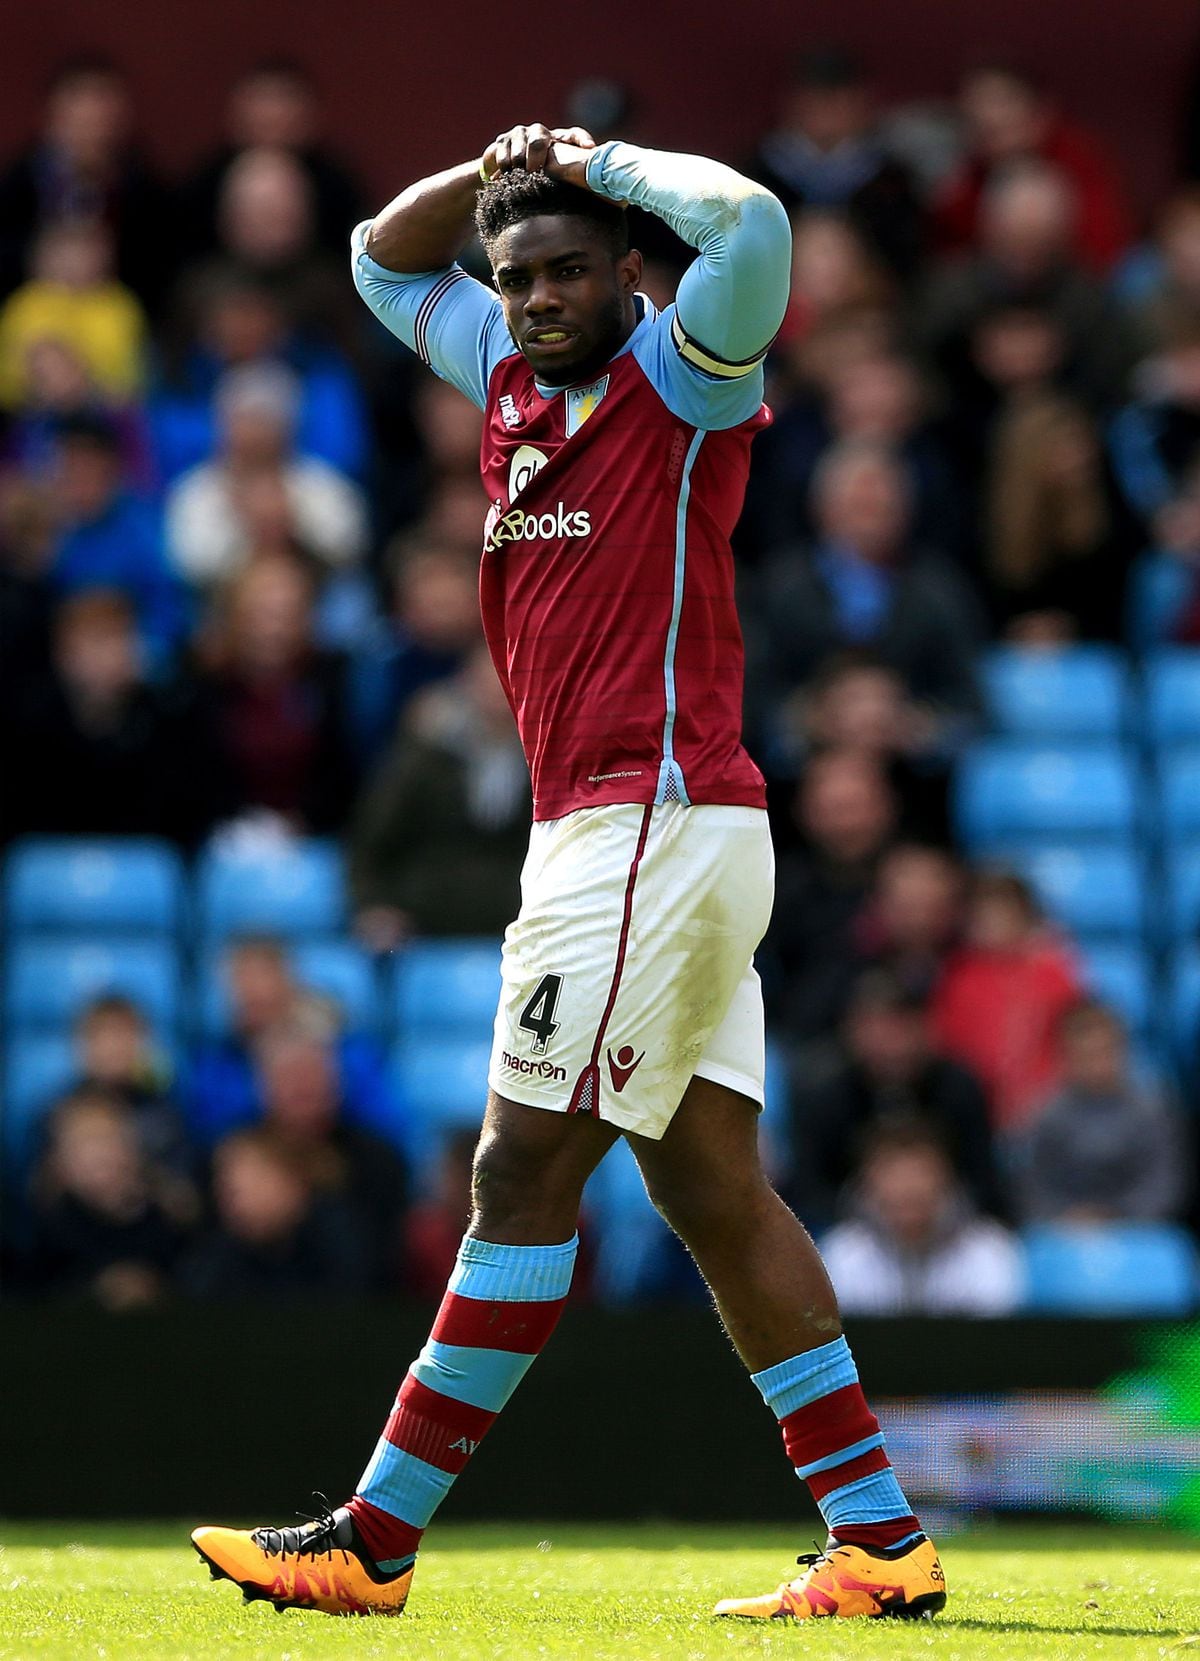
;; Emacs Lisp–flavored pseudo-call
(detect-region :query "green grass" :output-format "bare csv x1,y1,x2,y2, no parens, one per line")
0,1523,1197,1660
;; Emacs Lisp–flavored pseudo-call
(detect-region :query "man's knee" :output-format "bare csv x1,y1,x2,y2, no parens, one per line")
469,1096,612,1238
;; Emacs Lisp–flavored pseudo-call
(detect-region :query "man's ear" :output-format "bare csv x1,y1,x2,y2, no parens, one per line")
619,248,643,296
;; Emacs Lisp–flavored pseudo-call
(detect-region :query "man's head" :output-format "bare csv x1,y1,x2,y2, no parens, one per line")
811,439,912,563
475,171,640,386
1059,999,1129,1096
796,747,896,863
53,589,141,704
257,1021,340,1138
215,361,300,468
856,1122,957,1248
224,937,296,1035
227,59,318,150
980,162,1076,280
44,56,130,169
53,412,124,520
783,44,872,152
78,994,151,1084
874,844,964,955
959,61,1050,165
219,146,314,266
844,970,931,1083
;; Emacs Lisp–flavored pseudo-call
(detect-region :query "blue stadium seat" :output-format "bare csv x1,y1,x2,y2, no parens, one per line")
3,838,185,935
393,940,503,1036
1006,845,1147,940
954,743,1138,848
1078,943,1154,1036
1168,946,1200,1065
390,1036,492,1174
2,1033,77,1169
1160,748,1200,845
195,838,345,940
1165,850,1200,943
3,938,182,1034
1145,649,1200,746
196,940,382,1037
1022,1224,1200,1315
983,646,1128,740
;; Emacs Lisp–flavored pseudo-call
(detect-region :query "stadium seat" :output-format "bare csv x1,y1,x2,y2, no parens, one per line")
1168,946,1200,1067
3,937,182,1034
983,646,1129,740
1160,748,1200,845
393,939,503,1036
1,1033,77,1170
1005,845,1148,941
196,940,382,1037
1165,850,1200,943
954,743,1138,849
1077,943,1155,1036
1144,649,1200,746
195,838,345,940
3,838,186,935
390,1036,492,1174
1022,1224,1200,1315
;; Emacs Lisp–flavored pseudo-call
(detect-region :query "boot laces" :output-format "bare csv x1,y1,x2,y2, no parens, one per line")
795,1540,832,1572
252,1492,343,1558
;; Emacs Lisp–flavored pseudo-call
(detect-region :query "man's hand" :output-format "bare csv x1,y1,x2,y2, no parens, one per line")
482,124,597,189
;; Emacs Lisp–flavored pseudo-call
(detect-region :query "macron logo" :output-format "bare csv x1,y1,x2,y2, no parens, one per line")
499,394,523,430
606,1045,645,1093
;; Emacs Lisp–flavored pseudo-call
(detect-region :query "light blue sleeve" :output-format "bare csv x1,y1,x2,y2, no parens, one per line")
349,222,516,411
585,142,792,431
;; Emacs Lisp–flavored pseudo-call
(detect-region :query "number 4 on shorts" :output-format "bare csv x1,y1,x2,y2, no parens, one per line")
518,973,563,1055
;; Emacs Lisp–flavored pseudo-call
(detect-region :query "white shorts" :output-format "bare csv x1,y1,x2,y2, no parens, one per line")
487,802,775,1138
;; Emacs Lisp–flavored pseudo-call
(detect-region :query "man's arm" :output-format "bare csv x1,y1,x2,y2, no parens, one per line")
583,142,792,429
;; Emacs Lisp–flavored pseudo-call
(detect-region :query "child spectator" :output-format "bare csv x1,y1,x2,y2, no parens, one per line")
350,646,530,947
786,969,1000,1232
1014,1001,1189,1222
821,1120,1025,1315
931,870,1082,1131
27,1087,191,1307
181,1127,369,1298
0,222,146,409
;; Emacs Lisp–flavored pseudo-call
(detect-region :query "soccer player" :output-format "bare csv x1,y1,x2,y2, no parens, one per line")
192,121,946,1623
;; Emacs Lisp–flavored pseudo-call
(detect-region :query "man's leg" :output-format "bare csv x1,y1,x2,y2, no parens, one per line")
193,1094,616,1614
347,1094,618,1565
629,1077,944,1620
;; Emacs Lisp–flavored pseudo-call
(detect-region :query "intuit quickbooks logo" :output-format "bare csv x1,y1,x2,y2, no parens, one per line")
501,1050,567,1082
484,500,592,553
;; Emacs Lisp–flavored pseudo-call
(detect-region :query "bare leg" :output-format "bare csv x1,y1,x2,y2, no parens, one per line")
628,1075,840,1372
470,1090,620,1244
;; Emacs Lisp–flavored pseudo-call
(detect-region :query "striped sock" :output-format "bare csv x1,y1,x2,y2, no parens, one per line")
346,1234,577,1572
752,1336,921,1552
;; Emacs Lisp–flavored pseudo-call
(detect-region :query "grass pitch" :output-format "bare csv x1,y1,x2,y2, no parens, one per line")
0,1522,1196,1660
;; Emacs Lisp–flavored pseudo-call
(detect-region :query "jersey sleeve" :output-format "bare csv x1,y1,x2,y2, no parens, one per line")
350,221,515,411
586,142,791,430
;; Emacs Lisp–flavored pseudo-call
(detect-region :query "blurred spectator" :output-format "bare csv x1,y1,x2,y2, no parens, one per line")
983,394,1128,639
72,994,194,1180
3,336,152,488
255,1020,407,1283
922,163,1139,412
1125,462,1200,648
26,1086,191,1306
1109,323,1200,526
45,412,184,659
402,1127,477,1299
186,936,389,1143
1014,1001,1188,1222
350,646,530,947
348,536,482,761
820,1120,1025,1315
857,842,965,997
750,45,923,277
772,213,896,398
165,361,367,589
1122,189,1200,352
0,221,145,409
0,476,55,707
191,553,356,831
203,146,353,349
3,589,209,843
151,270,368,484
181,1127,369,1298
931,870,1082,1131
934,60,1132,271
766,748,896,1038
183,60,365,264
767,653,954,843
756,441,984,738
749,349,966,558
0,56,169,308
786,970,1001,1232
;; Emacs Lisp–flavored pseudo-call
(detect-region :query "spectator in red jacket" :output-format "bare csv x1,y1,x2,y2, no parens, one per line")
935,61,1133,272
930,869,1082,1130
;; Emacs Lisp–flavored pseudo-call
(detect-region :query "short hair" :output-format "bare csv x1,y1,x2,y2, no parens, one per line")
475,169,628,260
54,411,122,454
46,54,124,96
1060,997,1124,1042
79,993,145,1028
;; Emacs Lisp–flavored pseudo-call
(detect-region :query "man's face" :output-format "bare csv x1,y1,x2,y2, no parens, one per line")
491,216,640,387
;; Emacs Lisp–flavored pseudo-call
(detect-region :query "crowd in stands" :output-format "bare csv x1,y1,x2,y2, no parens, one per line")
2,50,1200,1314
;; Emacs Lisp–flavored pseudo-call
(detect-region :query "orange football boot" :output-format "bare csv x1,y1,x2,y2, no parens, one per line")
192,1502,413,1617
714,1534,946,1621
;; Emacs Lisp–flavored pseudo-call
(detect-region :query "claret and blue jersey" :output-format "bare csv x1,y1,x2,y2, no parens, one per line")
351,140,792,821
